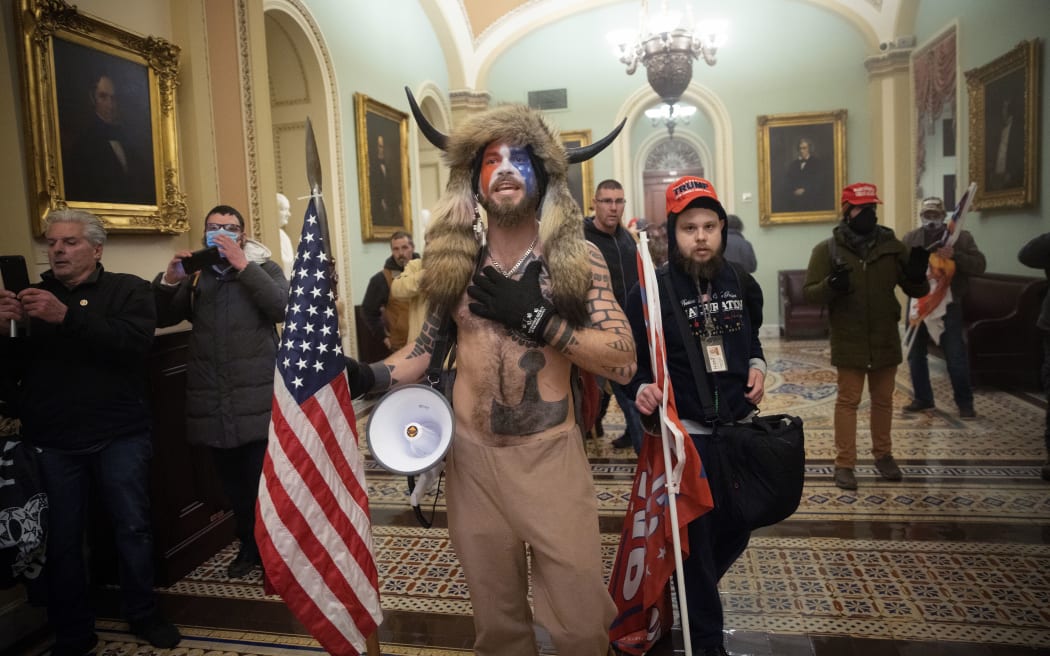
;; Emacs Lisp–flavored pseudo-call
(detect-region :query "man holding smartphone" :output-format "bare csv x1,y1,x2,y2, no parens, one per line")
0,210,180,655
153,205,288,579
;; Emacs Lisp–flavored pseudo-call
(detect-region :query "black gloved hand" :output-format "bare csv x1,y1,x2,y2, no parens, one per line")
467,260,555,341
344,356,375,398
904,246,931,282
827,264,851,293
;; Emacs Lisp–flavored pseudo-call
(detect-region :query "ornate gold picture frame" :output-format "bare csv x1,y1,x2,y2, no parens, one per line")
965,39,1041,210
354,93,412,241
15,0,187,235
757,110,847,226
561,130,594,215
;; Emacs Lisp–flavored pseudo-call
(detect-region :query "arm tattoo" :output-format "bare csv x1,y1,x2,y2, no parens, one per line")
407,313,442,359
369,362,394,392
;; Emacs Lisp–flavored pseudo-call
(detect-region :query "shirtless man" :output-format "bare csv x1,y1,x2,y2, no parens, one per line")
345,100,632,656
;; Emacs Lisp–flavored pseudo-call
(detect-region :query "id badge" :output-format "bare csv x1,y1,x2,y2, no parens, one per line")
700,335,728,372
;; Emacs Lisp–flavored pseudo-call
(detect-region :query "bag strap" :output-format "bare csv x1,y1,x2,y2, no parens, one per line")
425,313,456,392
658,269,722,424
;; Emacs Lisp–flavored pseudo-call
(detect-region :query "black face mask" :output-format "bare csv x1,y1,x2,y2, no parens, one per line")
849,206,878,234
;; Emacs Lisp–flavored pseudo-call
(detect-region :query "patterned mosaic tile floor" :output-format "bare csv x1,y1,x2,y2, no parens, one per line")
23,338,1050,655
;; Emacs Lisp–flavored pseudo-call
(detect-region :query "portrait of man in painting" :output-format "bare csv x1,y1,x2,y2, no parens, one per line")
53,37,157,206
983,68,1026,192
366,114,405,228
770,123,835,214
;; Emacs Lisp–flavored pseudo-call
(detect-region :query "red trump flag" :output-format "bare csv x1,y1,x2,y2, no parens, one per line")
608,237,713,654
257,198,382,655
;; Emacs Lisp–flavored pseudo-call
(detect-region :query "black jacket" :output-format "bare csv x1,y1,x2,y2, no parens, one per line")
584,217,638,308
3,265,156,450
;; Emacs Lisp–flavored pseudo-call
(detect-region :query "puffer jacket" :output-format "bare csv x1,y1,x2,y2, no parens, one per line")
803,224,929,370
153,240,289,448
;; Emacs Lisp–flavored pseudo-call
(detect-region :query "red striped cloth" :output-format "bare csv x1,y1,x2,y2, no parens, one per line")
256,198,382,655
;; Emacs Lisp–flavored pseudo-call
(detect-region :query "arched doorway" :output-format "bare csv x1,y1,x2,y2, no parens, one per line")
640,137,704,222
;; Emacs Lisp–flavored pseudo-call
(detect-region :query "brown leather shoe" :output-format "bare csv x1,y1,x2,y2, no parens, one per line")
834,467,857,490
875,454,903,481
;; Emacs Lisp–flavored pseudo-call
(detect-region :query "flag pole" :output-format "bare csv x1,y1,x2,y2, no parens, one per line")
640,232,693,656
305,117,382,656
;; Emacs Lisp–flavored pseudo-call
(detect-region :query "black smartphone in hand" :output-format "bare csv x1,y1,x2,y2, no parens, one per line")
180,247,223,274
0,255,32,293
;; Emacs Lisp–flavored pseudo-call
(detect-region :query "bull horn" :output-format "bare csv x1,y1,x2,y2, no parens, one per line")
566,118,627,164
405,86,448,151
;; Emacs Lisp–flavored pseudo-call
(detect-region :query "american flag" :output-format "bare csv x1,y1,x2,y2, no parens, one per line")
256,198,383,655
608,233,712,655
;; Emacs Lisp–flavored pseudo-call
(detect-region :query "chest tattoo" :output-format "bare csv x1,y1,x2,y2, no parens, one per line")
490,350,568,435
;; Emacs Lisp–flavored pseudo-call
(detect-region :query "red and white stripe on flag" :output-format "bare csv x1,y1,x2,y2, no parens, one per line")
256,198,382,655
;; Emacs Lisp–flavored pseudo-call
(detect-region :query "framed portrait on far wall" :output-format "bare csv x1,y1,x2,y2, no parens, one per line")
757,110,847,226
561,130,594,215
354,93,412,241
965,39,1041,210
15,0,187,235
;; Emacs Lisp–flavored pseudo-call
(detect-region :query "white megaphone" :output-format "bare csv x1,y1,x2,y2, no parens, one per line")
366,384,454,475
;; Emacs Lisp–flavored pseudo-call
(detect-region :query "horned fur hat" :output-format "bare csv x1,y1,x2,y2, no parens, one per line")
407,88,624,327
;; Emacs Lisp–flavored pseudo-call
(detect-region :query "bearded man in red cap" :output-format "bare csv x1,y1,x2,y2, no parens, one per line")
624,176,767,656
803,183,930,491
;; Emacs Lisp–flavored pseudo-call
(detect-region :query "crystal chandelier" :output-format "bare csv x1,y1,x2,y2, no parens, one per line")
645,103,697,138
608,0,727,106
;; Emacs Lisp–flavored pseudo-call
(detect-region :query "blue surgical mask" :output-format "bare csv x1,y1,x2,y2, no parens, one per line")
205,228,240,248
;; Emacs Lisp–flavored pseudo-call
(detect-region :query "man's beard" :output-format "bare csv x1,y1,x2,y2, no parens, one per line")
673,248,724,282
479,180,539,227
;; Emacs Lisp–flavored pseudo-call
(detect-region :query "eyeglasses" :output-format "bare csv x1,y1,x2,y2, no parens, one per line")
595,198,626,206
205,223,242,233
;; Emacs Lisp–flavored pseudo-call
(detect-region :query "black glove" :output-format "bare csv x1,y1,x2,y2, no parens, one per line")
905,246,931,282
344,356,375,398
467,260,555,341
827,264,851,293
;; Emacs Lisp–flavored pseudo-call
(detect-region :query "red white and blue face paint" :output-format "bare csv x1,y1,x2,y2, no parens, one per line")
478,142,538,202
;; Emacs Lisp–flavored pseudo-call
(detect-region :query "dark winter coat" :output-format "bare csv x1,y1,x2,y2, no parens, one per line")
803,224,929,370
153,242,288,448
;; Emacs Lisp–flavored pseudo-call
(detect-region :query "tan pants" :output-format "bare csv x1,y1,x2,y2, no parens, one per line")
834,365,897,468
445,428,614,656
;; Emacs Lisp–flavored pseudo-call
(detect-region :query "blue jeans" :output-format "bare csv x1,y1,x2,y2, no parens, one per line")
907,301,974,411
36,433,158,646
611,382,644,454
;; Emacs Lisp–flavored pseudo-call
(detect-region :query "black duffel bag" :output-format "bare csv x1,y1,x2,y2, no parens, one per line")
708,413,805,530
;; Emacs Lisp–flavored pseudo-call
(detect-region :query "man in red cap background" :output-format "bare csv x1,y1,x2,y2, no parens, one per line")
625,176,766,656
803,183,930,491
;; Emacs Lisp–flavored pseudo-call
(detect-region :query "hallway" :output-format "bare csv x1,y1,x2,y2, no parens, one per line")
22,336,1050,655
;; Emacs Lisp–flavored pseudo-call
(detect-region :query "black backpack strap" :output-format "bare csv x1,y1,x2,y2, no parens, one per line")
425,313,456,393
657,269,721,423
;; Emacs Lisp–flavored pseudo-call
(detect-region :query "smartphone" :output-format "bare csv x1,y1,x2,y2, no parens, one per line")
0,255,32,293
180,247,224,274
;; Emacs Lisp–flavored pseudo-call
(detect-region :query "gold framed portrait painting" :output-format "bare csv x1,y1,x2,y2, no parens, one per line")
965,39,1041,210
757,110,847,226
15,0,187,235
561,130,594,215
354,93,412,241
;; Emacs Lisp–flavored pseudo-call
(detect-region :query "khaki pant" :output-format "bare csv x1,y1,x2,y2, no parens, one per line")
834,365,897,468
445,428,614,656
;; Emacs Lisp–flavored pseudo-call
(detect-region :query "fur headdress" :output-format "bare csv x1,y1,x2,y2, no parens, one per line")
408,90,624,327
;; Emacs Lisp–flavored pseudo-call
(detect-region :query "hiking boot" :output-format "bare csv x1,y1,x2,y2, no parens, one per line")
130,613,181,649
227,547,261,579
611,433,632,449
593,423,605,438
834,467,857,490
701,646,729,656
1042,460,1050,482
903,399,935,413
874,454,903,481
958,407,976,419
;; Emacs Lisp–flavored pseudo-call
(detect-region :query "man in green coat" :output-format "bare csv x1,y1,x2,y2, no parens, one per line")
804,183,930,490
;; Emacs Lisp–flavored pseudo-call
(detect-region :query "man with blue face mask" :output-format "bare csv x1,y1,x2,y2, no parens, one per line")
803,183,930,490
153,205,288,578
902,197,986,418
